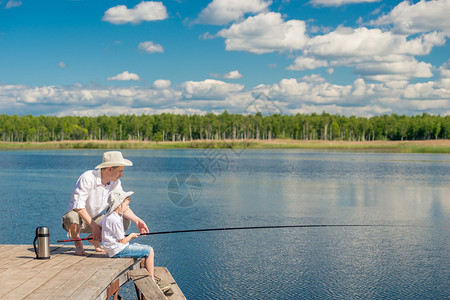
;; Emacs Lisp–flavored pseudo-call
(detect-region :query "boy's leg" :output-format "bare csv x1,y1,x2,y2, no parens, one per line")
115,245,171,294
145,248,155,279
115,243,154,276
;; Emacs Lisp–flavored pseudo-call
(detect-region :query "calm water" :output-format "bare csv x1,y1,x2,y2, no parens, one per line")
0,149,449,299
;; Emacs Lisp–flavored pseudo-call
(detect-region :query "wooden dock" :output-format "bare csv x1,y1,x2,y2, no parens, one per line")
0,244,185,300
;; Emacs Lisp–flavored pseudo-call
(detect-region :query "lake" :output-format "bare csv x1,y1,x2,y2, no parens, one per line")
0,149,449,299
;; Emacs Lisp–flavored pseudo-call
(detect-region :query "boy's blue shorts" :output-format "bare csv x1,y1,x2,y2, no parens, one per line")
113,243,153,258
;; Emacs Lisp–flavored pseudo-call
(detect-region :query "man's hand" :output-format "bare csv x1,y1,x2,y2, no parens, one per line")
137,219,149,234
76,208,102,241
123,208,149,234
91,222,102,241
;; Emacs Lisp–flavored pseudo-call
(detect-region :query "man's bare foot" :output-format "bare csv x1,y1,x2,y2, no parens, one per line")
87,234,105,252
94,246,105,252
74,240,86,256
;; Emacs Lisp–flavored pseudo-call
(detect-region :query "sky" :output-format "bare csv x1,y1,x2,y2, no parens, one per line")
0,0,449,117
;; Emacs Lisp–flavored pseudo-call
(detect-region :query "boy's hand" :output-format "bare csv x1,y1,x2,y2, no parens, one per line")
129,233,140,239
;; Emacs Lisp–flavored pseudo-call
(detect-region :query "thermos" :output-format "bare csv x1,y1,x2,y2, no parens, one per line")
33,226,50,259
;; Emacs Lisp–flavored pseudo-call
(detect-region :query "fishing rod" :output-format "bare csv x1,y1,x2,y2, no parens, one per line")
56,224,403,243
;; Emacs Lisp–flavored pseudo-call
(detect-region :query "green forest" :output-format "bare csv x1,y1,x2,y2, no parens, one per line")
1,112,449,143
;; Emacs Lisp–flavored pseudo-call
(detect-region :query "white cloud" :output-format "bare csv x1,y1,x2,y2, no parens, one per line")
212,70,243,79
371,0,450,34
102,1,168,25
355,57,433,82
263,75,450,115
196,0,272,25
309,0,380,7
182,79,245,99
403,81,450,100
306,27,444,58
287,27,444,82
217,12,307,54
107,71,141,81
301,74,328,83
58,61,67,68
153,79,171,89
287,57,328,71
1,72,450,117
438,60,450,79
138,41,164,53
5,0,22,9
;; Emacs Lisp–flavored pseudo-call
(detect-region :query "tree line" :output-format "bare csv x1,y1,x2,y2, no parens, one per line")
0,112,449,143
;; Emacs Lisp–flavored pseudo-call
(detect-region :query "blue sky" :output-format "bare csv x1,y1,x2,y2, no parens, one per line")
1,0,449,116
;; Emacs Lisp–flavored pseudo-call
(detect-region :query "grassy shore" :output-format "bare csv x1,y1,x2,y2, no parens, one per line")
0,139,449,153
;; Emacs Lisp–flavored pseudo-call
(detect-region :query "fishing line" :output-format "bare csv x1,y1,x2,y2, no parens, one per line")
56,224,410,243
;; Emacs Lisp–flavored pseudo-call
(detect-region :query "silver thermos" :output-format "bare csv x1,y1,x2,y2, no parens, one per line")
33,226,50,259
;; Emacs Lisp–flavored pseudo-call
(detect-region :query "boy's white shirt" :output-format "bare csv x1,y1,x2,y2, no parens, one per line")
100,211,128,257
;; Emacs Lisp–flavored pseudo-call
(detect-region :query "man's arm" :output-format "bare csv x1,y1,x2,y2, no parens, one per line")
123,208,149,233
75,208,102,240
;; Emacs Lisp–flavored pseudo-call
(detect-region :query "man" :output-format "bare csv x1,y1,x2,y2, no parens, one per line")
62,151,149,256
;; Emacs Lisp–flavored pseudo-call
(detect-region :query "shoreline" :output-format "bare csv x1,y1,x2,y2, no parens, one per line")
0,139,449,153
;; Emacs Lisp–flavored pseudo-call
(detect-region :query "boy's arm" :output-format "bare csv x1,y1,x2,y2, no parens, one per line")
119,233,139,244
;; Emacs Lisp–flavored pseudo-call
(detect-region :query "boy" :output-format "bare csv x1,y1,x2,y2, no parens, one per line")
101,188,170,293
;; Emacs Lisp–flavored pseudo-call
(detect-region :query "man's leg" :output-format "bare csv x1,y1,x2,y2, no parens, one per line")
85,214,105,252
69,223,86,256
63,210,86,256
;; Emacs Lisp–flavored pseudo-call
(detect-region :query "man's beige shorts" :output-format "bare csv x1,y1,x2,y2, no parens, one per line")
62,210,130,233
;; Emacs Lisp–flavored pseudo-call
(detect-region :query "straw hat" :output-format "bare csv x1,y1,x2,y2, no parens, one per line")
95,151,133,169
107,188,134,214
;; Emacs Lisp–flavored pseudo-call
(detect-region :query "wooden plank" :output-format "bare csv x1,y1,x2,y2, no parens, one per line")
4,253,89,299
128,268,167,300
42,257,117,299
94,261,142,300
40,255,137,300
0,245,69,270
2,246,74,270
22,268,82,300
0,245,35,264
2,266,65,299
67,264,132,300
0,245,184,300
0,268,25,296
155,267,186,300
21,251,110,300
66,257,143,300
0,268,41,298
0,245,16,253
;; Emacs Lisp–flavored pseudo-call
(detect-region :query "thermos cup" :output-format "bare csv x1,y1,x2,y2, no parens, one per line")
33,226,50,259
